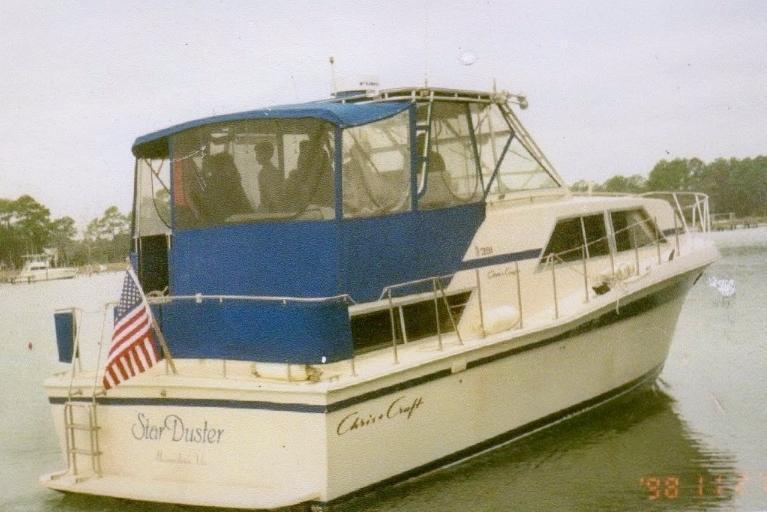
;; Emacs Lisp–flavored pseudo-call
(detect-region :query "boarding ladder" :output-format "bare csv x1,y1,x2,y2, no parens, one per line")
63,400,102,480
57,307,103,481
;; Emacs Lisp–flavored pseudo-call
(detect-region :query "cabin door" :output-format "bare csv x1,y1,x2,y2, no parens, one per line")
137,235,169,294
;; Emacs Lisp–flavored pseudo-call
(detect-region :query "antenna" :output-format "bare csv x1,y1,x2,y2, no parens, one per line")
329,56,337,95
290,74,298,101
423,10,429,87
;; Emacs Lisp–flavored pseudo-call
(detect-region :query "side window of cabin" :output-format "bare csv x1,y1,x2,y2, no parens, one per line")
417,102,482,209
611,209,658,251
342,110,411,218
543,214,610,263
542,217,583,262
582,214,609,257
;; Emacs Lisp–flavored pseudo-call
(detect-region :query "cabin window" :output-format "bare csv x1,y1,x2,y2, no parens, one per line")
542,217,583,262
611,209,659,251
417,102,482,209
350,291,471,353
342,110,411,218
471,104,559,194
582,214,609,258
134,158,171,237
542,213,609,263
171,119,335,229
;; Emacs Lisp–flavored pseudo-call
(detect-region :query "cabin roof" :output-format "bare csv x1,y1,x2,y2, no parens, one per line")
132,100,410,159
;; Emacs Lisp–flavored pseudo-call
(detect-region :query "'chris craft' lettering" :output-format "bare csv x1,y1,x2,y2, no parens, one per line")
337,396,424,436
487,266,518,280
131,413,224,444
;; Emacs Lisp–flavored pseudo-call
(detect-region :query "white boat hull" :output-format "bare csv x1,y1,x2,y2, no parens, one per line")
12,267,77,283
41,270,696,509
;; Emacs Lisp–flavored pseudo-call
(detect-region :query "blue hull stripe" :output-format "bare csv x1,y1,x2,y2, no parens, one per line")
459,248,542,271
48,396,326,413
49,271,695,413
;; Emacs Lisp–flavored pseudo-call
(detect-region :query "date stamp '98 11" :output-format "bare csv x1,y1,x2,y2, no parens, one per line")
640,472,767,501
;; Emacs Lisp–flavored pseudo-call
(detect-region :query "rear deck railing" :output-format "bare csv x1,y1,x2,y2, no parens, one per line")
640,191,711,234
146,293,356,306
379,275,467,363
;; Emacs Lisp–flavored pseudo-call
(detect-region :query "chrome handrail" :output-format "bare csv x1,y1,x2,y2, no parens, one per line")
573,190,711,234
379,273,470,354
640,191,710,233
146,293,356,305
378,274,455,300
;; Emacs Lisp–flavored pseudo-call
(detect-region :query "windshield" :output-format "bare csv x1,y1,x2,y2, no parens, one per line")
170,119,335,229
471,103,560,194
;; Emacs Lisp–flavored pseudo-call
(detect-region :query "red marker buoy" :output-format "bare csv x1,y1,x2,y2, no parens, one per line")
27,342,33,350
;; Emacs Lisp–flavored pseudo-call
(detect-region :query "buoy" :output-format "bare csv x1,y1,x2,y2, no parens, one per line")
27,342,33,350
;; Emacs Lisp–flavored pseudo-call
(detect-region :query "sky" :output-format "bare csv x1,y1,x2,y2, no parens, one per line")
1,0,765,228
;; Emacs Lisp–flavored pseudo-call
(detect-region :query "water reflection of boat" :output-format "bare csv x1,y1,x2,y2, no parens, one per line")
40,86,720,509
348,387,738,512
11,254,77,284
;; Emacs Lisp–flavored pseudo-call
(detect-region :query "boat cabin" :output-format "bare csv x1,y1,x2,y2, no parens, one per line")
130,88,566,365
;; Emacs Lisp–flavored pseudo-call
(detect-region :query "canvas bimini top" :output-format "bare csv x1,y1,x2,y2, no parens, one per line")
130,87,566,364
132,100,411,159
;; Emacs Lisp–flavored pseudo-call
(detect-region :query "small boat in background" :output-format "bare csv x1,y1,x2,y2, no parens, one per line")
11,254,77,284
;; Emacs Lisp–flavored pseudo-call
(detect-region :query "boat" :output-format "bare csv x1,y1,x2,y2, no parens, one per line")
39,86,719,509
11,253,77,284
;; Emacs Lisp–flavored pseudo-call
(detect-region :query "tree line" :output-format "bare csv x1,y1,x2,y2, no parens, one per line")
0,195,130,269
1,155,764,269
571,156,767,218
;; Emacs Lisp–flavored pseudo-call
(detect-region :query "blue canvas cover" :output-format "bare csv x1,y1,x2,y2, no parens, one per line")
54,311,76,363
132,100,410,158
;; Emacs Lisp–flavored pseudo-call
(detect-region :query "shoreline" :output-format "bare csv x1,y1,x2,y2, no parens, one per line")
0,261,128,283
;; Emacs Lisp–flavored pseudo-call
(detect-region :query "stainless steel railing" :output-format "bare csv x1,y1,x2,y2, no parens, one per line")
538,213,681,325
378,275,467,362
146,293,356,306
640,191,710,233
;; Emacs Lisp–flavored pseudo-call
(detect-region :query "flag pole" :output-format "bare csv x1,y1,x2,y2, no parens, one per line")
126,266,178,375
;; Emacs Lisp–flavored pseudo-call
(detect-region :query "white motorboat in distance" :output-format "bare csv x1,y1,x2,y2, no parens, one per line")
40,86,719,509
12,254,77,284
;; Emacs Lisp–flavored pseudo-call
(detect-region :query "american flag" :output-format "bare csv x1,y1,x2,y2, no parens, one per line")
102,270,163,390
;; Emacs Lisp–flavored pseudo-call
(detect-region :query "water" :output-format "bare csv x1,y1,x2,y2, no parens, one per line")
1,229,765,511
